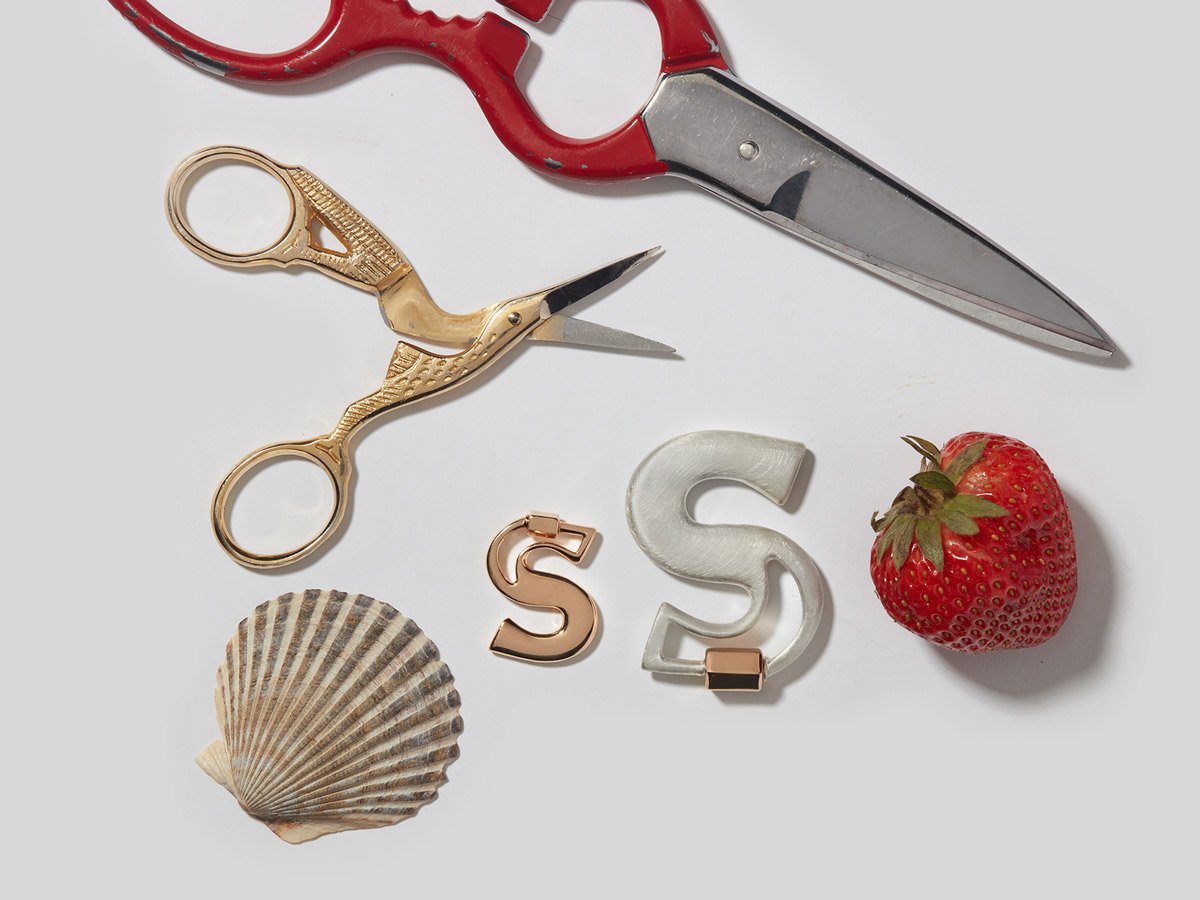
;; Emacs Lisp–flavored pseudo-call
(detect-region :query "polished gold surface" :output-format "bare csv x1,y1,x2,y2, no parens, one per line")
166,145,492,345
212,296,551,568
169,146,666,568
487,515,599,664
525,512,562,539
703,648,765,692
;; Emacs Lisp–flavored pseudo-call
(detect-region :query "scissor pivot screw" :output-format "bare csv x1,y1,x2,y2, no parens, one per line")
508,312,522,324
738,141,760,161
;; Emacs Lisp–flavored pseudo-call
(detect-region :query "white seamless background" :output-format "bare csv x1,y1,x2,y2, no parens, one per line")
2,1,1194,897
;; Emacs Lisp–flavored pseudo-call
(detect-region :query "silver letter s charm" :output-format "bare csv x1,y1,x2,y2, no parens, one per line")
626,430,824,690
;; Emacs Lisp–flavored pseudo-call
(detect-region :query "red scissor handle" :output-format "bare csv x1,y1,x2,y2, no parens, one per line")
110,0,728,180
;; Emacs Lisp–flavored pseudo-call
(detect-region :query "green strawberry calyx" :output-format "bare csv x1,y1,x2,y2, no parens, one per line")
870,436,1008,572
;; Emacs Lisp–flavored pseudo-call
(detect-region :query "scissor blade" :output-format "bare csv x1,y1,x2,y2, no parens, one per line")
530,316,675,353
541,247,663,315
641,69,1114,357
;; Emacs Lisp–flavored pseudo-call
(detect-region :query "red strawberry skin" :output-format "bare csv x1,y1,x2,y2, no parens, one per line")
870,433,1078,652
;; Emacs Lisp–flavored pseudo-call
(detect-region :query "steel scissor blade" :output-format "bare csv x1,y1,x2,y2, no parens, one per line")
540,247,663,315
641,68,1114,357
530,315,675,354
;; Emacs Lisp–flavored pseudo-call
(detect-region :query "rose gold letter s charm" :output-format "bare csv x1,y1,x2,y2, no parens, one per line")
486,514,599,663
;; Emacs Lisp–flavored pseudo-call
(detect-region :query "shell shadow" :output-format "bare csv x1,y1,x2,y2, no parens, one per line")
934,490,1115,696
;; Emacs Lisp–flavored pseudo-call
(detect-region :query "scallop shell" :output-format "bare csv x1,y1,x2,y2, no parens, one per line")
196,590,463,844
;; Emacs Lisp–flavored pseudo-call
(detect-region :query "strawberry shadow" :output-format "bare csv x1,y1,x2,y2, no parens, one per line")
934,490,1114,696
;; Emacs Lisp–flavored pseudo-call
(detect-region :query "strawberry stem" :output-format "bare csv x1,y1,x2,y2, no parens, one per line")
871,436,1008,572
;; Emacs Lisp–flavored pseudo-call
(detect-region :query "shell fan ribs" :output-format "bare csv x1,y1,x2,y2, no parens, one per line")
196,589,463,844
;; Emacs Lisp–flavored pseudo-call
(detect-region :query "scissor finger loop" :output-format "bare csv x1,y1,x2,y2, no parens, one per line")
211,437,352,570
122,1,1114,354
166,145,308,268
167,145,409,291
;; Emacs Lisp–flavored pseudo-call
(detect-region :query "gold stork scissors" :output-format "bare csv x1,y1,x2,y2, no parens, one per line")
167,146,672,569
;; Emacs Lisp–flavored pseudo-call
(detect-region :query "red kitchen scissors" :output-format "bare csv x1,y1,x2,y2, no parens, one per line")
110,0,1114,357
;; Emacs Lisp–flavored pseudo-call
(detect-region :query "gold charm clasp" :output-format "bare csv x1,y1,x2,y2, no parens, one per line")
703,648,765,692
486,513,599,664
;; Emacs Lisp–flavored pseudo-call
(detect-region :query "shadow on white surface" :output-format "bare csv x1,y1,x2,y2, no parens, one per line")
935,490,1115,696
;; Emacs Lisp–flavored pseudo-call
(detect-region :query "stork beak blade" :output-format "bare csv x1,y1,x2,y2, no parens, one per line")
530,316,675,354
541,247,663,316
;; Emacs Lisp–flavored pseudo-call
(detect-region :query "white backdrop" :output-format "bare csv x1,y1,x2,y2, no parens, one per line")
4,1,1195,896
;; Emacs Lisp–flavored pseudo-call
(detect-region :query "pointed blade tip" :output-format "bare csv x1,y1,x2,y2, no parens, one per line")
617,245,664,272
1083,338,1117,359
543,246,662,314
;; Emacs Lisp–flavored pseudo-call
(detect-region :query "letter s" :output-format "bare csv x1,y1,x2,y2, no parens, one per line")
625,430,823,681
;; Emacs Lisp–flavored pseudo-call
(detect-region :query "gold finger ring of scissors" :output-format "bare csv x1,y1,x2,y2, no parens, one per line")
167,146,675,569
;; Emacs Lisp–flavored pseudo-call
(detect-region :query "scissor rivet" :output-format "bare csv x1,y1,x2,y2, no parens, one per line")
508,312,521,325
738,141,760,161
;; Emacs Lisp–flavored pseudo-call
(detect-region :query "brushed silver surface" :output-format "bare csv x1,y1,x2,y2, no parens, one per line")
626,430,824,682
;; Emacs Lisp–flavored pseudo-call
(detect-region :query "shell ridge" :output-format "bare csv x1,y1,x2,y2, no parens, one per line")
234,602,274,790
239,592,323,801
248,703,460,816
238,594,353,804
256,772,449,820
202,592,461,842
292,750,458,802
246,621,428,807
240,595,308,799
252,688,462,814
253,726,458,815
239,599,284,793
247,618,428,809
226,616,251,785
240,601,409,808
230,600,270,795
218,630,240,750
250,647,450,810
261,748,459,816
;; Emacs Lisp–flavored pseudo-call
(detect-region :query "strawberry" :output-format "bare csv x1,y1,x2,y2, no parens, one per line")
869,433,1077,652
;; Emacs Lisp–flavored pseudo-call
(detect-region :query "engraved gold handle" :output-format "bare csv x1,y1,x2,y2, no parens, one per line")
166,145,411,292
166,145,490,343
210,301,542,569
